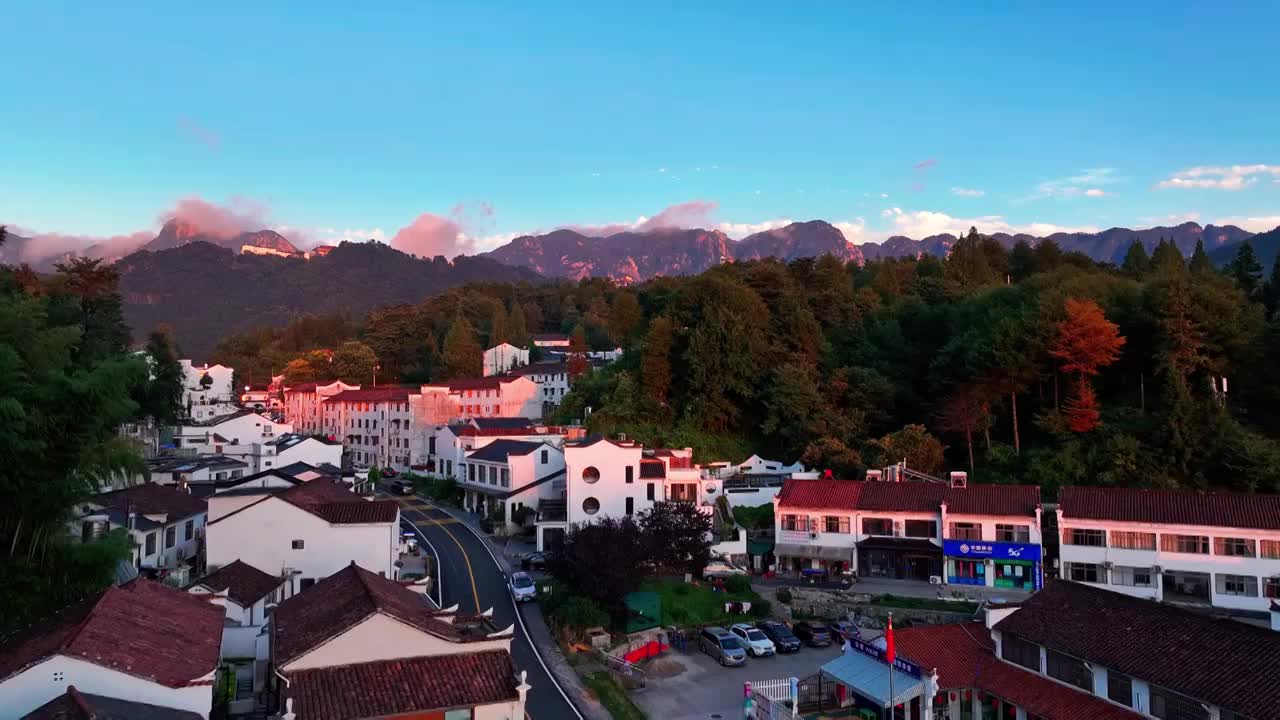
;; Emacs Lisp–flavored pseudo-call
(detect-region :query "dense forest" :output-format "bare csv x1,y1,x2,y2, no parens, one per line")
214,229,1280,497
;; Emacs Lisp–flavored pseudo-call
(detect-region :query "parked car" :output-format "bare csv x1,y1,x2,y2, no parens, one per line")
509,571,537,603
755,620,802,653
520,551,557,571
699,626,747,667
388,479,414,496
829,620,860,642
793,622,834,647
729,623,775,657
381,467,398,478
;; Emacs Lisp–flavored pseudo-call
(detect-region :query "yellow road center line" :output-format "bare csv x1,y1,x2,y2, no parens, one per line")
417,500,482,613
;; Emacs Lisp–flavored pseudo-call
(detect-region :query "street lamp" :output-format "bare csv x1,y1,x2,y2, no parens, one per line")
373,364,381,387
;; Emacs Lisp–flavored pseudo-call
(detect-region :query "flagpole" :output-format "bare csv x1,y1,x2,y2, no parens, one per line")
886,613,895,720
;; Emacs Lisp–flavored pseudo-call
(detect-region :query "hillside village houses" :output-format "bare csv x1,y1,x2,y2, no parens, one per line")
180,360,237,421
507,360,571,412
483,342,529,376
77,483,209,585
531,332,570,348
174,409,293,453
282,380,360,436
1057,485,1280,613
188,560,288,695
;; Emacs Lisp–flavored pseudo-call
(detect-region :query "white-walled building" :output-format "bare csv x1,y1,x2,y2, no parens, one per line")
77,483,208,584
180,360,237,422
322,387,415,470
421,376,542,421
203,433,344,474
148,455,248,486
483,342,529,377
0,579,224,719
458,439,566,532
283,380,359,436
272,564,528,720
531,333,570,348
174,410,293,451
507,361,571,412
188,559,287,689
772,477,1043,589
1057,485,1280,613
205,479,399,593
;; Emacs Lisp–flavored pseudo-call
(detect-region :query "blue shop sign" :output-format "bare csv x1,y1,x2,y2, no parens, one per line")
847,635,923,679
943,539,1041,562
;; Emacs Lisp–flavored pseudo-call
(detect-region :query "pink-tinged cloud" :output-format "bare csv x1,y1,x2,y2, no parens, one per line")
11,227,153,264
160,196,271,238
913,158,937,169
177,115,220,153
390,213,470,259
563,200,721,237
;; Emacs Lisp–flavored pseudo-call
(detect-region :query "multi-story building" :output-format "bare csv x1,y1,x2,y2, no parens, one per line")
77,483,208,583
1057,485,1280,613
180,359,237,421
772,475,1044,590
282,380,359,435
321,387,416,469
458,439,566,532
483,342,529,376
419,376,542,421
507,361,571,412
531,333,570,349
174,410,293,451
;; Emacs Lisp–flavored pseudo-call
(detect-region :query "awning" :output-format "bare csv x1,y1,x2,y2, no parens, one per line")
747,539,774,556
774,544,854,561
821,651,924,709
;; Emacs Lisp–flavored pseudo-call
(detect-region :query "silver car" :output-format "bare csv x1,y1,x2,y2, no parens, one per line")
510,571,537,603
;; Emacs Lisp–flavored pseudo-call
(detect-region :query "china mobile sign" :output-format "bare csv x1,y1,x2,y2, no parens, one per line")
942,540,1042,562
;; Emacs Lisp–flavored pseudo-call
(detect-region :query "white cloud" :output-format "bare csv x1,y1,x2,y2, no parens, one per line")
467,231,523,253
950,187,985,197
858,207,1098,244
1025,168,1120,200
1157,164,1280,191
308,227,388,246
1213,215,1280,233
717,218,794,238
1138,212,1202,225
1084,189,1107,197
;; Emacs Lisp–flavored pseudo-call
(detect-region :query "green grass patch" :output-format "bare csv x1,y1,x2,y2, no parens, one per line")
583,672,647,720
870,593,980,613
642,578,765,628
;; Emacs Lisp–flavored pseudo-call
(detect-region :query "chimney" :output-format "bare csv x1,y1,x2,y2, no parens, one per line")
950,471,968,489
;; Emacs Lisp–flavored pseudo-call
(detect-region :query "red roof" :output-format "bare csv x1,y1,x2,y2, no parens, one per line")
894,623,1143,720
1059,485,1280,530
777,479,1039,517
90,483,207,520
209,480,398,526
324,387,414,403
23,686,204,719
192,559,284,607
273,564,493,666
0,579,224,688
284,382,319,394
428,377,521,391
285,651,519,720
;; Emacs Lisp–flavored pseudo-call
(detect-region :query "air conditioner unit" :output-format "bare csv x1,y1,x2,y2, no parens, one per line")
1102,561,1115,569
809,532,819,540
929,576,942,585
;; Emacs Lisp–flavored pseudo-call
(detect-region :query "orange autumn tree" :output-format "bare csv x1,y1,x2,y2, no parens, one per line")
1048,298,1125,432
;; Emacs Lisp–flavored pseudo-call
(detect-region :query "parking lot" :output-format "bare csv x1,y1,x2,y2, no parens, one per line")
632,638,842,720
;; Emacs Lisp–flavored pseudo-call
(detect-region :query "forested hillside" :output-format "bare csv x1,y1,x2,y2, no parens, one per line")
216,230,1280,496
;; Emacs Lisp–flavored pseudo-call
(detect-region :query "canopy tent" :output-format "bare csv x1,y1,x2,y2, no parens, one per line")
821,651,924,709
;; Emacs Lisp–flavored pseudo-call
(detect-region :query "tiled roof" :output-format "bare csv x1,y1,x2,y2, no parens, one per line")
470,417,535,430
776,479,1039,517
994,580,1280,720
192,559,284,607
507,361,568,376
639,459,666,479
286,651,519,720
186,409,258,426
148,454,246,473
274,564,491,666
0,579,224,688
284,382,318,394
279,480,398,524
324,387,414,403
430,377,519,391
22,687,203,719
89,482,207,520
467,439,544,463
894,623,1142,720
1059,485,1280,530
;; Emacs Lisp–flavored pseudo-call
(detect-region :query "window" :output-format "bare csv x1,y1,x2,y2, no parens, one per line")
444,709,473,720
1150,686,1210,720
501,469,509,488
995,524,1031,543
949,522,982,541
1214,537,1256,557
1065,528,1106,547
1065,562,1103,583
862,518,893,536
429,436,437,455
145,532,157,556
582,497,600,515
625,498,634,515
1265,578,1280,599
164,526,176,549
541,449,548,464
825,516,850,534
291,539,305,550
1110,531,1157,551
468,464,476,483
1107,671,1133,707
625,466,634,484
1111,566,1154,587
904,520,937,538
646,483,655,501
1261,539,1280,559
184,519,194,541
582,466,600,484
1001,634,1040,671
782,514,802,531
1161,534,1209,554
1045,649,1092,691
1215,573,1258,597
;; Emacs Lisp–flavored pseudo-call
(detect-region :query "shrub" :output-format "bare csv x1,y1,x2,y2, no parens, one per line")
724,574,752,594
776,587,793,604
748,599,772,618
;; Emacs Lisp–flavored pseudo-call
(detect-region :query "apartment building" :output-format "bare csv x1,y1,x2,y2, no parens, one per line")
322,387,416,469
180,360,237,421
282,380,359,435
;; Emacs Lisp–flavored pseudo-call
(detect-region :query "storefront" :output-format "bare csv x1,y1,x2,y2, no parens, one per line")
942,540,1042,591
857,538,943,582
819,638,930,719
774,543,855,578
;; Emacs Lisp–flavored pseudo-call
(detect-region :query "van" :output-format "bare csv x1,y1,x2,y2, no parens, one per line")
699,626,747,667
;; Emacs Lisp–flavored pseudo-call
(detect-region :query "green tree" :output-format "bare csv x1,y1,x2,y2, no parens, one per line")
1226,241,1263,298
438,314,482,379
945,228,997,289
682,276,769,431
283,357,317,384
1150,239,1185,275
607,291,643,346
507,303,530,347
567,322,589,379
138,328,184,423
331,341,379,385
640,316,674,411
869,424,946,475
1121,241,1151,278
487,301,509,347
637,501,713,576
1187,238,1213,275
1264,254,1280,319
1008,241,1036,282
759,363,842,459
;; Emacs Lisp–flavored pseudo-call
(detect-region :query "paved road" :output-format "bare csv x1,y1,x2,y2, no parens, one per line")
396,496,583,720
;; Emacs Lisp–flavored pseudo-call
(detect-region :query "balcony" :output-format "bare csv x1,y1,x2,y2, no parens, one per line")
780,529,816,544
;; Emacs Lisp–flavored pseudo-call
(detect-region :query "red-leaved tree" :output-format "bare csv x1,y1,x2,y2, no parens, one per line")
1048,298,1125,432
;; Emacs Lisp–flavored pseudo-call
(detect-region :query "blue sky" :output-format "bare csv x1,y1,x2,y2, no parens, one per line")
4,2,1279,257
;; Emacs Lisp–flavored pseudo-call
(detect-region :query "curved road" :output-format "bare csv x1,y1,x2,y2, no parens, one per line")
396,496,583,720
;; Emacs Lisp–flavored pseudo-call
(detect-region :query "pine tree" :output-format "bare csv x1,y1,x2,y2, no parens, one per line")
487,301,509,347
1226,241,1263,298
1264,254,1280,319
1188,238,1213,275
439,314,482,379
567,322,589,379
640,316,674,410
138,329,184,423
1121,241,1150,278
1048,298,1126,433
507,304,529,347
608,292,643,346
1150,239,1186,275
331,341,379,385
945,227,996,289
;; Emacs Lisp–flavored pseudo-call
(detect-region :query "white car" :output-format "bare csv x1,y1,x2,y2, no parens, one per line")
729,623,775,657
703,558,749,579
510,571,537,603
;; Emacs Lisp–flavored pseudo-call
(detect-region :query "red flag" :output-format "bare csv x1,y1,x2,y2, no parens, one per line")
885,616,896,665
